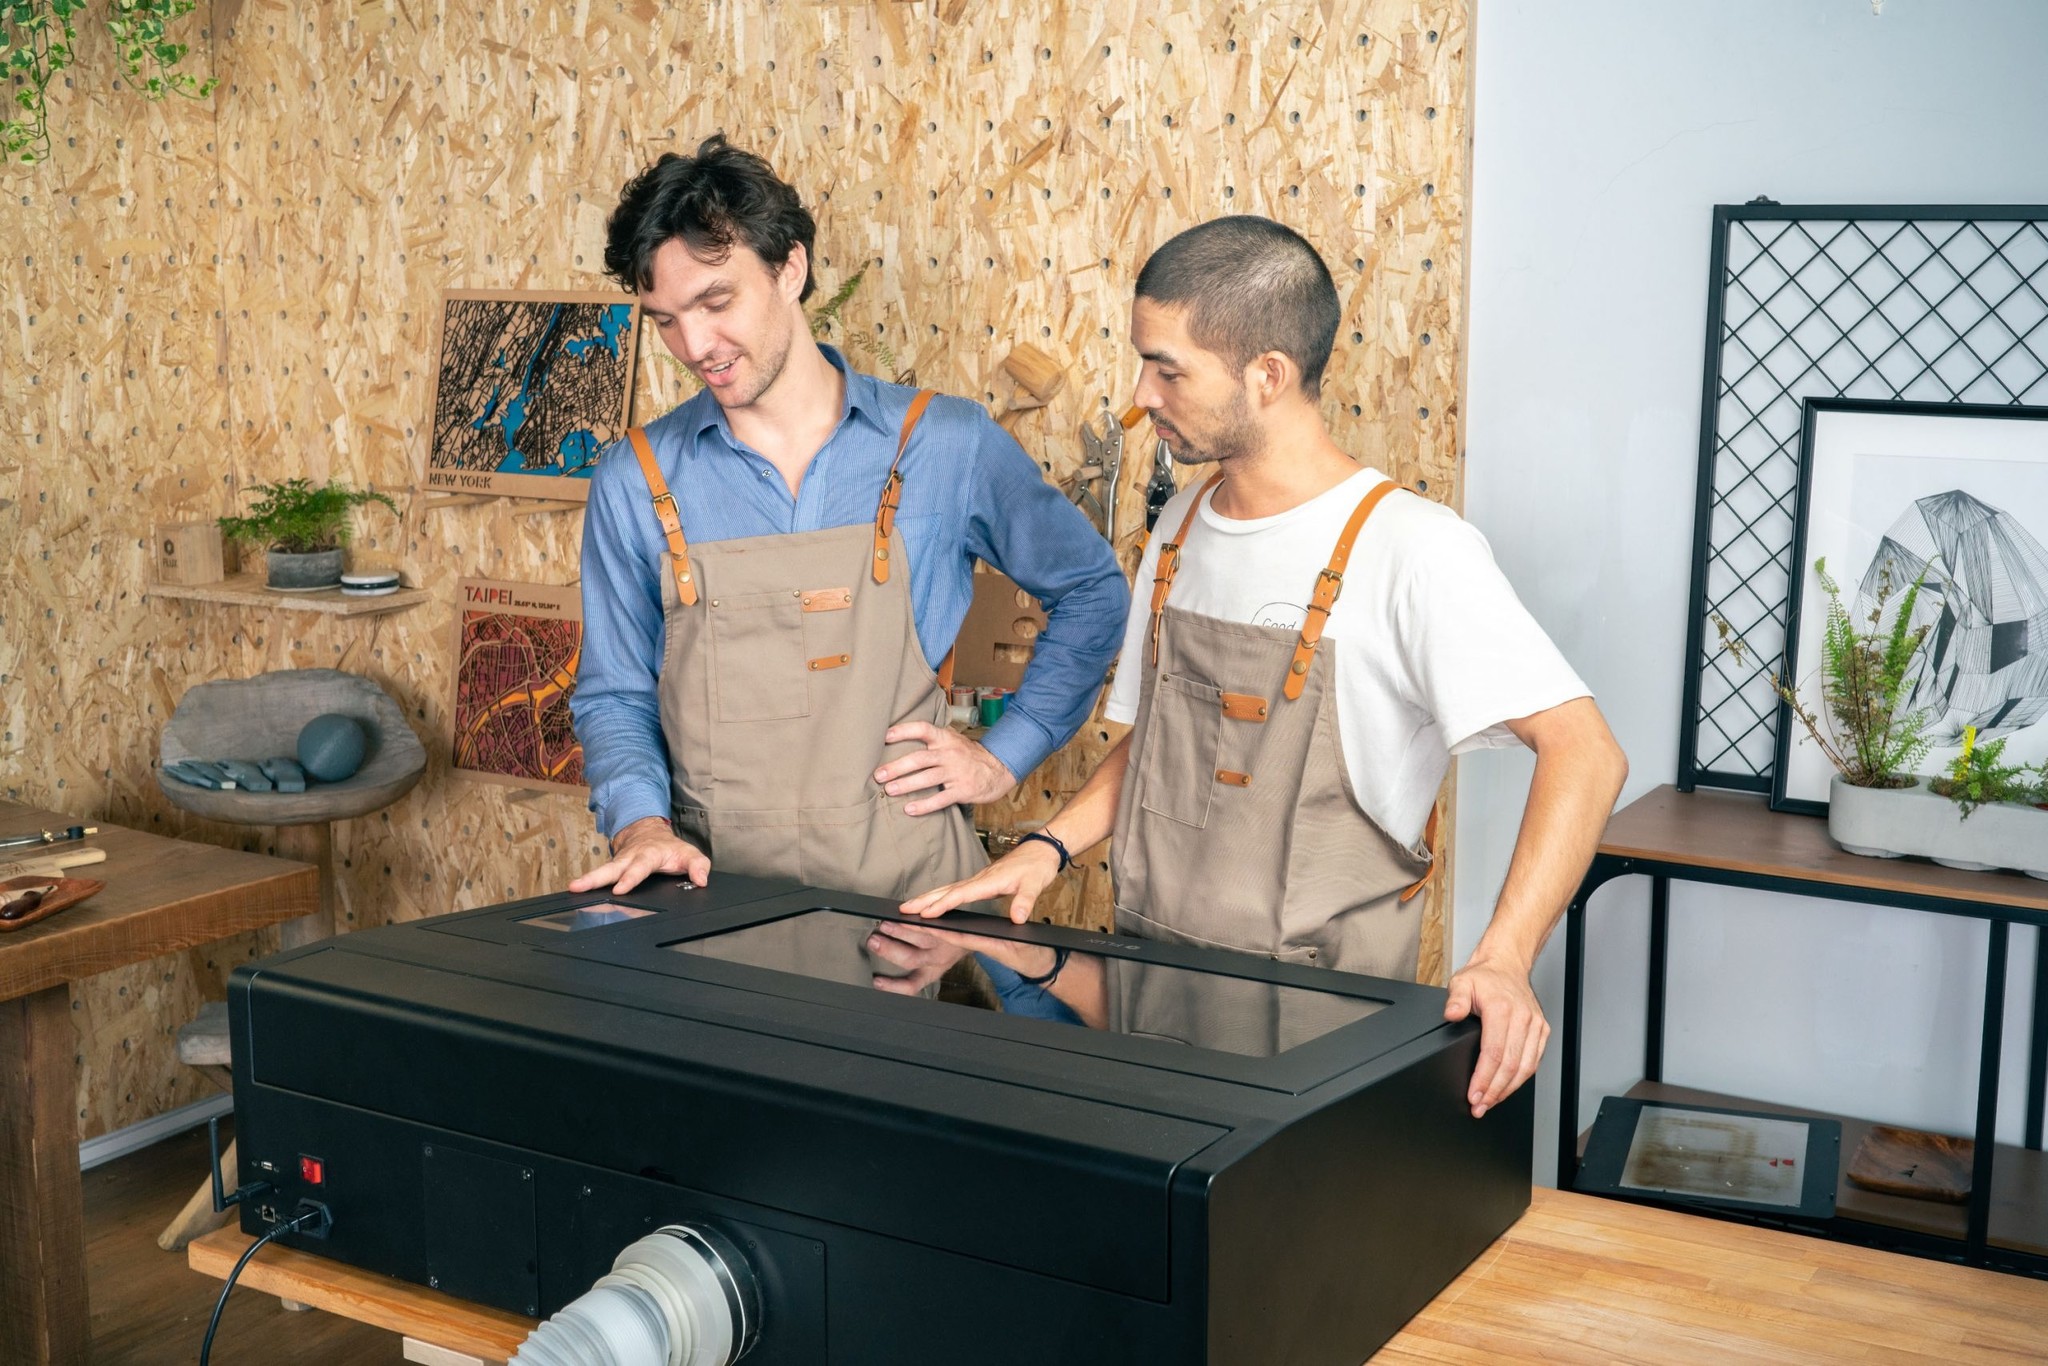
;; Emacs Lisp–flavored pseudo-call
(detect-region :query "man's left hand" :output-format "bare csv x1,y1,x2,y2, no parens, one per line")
1443,953,1549,1119
876,721,1018,815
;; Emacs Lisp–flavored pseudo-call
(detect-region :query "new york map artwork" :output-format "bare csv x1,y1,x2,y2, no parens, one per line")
423,290,639,501
451,579,587,793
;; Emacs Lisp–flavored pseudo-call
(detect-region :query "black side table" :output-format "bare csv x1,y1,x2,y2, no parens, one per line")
1558,785,2048,1277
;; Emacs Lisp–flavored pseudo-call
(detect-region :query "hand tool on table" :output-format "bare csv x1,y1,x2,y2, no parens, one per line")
0,846,108,881
0,822,98,852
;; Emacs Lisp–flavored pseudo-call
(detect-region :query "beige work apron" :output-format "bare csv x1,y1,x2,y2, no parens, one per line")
625,394,988,987
1110,473,1437,1002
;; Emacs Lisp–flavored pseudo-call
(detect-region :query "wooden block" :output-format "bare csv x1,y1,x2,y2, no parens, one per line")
189,1228,536,1358
405,1337,504,1366
1000,342,1065,403
156,522,232,585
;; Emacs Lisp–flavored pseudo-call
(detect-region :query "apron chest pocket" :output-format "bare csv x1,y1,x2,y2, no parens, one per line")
709,589,810,722
1138,672,1223,829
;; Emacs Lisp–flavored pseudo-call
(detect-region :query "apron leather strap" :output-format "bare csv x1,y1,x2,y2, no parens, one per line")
873,389,937,585
629,428,698,607
1400,801,1442,903
1282,479,1401,701
1149,471,1224,667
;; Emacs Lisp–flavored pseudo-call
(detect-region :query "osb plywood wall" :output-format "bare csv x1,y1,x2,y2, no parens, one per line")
0,0,1470,1139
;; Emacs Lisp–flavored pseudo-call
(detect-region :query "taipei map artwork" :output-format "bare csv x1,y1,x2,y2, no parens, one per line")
452,580,586,793
425,292,639,500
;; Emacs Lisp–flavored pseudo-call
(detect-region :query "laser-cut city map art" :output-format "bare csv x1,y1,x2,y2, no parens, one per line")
423,290,639,501
451,579,586,793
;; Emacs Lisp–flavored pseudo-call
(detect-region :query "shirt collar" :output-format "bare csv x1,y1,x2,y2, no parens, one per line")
686,343,892,449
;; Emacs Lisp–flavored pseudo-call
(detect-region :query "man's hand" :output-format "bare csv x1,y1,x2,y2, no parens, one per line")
568,816,710,895
900,840,1063,924
876,721,1019,815
1443,952,1549,1119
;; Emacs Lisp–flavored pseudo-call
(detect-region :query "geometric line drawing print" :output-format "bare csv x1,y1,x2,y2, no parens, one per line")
1862,490,2048,744
1680,204,2048,792
422,291,640,503
450,579,586,794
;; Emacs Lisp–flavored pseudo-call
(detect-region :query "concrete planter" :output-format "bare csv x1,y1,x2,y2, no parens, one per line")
265,547,344,591
1828,775,2048,878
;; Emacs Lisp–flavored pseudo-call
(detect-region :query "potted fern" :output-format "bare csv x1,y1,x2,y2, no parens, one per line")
217,479,398,591
1743,559,2048,877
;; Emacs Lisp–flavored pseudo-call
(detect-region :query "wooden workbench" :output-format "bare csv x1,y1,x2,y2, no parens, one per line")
0,800,319,1365
191,1187,2048,1363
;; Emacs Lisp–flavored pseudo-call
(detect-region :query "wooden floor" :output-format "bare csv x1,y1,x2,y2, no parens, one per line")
86,1121,400,1364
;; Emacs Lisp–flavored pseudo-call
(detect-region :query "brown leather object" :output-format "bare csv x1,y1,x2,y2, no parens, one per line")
1845,1124,1973,1204
0,875,106,931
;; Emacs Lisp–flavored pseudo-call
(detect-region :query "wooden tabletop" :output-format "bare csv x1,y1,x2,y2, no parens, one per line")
1598,785,2048,915
0,800,320,1001
191,1189,2048,1364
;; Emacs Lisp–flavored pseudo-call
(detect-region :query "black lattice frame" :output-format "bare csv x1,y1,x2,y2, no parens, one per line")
1678,202,2048,792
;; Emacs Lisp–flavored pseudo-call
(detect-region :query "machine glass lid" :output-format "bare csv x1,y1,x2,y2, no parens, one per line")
668,908,1386,1058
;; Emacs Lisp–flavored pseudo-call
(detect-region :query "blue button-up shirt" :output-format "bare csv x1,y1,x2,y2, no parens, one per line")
572,347,1130,840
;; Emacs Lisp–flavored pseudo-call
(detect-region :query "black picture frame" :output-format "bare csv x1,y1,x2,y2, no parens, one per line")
1771,397,2048,814
1677,203,2048,795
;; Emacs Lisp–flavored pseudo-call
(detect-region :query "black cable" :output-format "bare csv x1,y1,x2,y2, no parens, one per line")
197,1205,326,1366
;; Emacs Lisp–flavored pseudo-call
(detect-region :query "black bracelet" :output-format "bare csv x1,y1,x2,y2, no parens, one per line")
1013,945,1070,987
1015,829,1072,871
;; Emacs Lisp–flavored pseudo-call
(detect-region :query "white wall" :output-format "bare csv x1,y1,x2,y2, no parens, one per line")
1460,0,2048,1184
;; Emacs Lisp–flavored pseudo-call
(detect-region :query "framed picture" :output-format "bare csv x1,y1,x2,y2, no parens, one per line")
450,578,587,794
1773,398,2048,813
420,290,640,502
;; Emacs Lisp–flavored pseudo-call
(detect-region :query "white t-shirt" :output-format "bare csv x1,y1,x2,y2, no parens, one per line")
1105,467,1591,849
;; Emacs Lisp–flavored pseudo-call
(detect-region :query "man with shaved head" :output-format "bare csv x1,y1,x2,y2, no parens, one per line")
901,215,1628,1120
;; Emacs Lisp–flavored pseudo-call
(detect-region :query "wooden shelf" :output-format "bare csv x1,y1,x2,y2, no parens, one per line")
1598,785,2048,916
1577,1080,2048,1259
147,573,431,617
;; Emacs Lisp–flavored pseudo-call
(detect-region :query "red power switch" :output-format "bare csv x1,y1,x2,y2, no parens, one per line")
299,1155,325,1186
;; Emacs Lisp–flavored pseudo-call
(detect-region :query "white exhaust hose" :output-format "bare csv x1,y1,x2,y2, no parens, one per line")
510,1224,761,1366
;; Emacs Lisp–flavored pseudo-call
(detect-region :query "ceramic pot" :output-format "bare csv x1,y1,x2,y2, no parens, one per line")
266,548,344,591
1827,775,2048,878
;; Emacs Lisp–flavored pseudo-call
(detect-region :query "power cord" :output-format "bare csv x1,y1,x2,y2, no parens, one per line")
197,1201,332,1365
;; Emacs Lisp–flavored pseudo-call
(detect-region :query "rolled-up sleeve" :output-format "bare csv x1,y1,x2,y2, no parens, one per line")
964,416,1130,780
569,447,674,841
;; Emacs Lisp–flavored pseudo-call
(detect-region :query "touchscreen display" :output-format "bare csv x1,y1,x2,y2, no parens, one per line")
668,909,1384,1057
522,903,659,933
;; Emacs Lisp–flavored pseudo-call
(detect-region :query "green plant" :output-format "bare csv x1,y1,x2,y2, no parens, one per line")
218,479,398,555
1715,556,1933,788
3,0,215,165
1930,726,2048,818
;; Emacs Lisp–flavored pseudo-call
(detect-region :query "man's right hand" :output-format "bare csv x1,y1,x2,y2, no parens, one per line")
569,816,711,894
900,839,1064,924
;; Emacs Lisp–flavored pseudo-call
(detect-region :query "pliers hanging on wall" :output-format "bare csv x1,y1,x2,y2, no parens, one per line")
1071,405,1147,544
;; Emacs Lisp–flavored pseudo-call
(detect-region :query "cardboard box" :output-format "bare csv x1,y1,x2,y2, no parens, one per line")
156,522,233,585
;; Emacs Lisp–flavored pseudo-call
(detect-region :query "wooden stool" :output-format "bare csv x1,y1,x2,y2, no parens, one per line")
155,1001,236,1251
154,670,427,1254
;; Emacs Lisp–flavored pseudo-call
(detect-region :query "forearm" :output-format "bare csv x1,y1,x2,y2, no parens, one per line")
1471,712,1628,971
573,692,673,840
1039,731,1133,854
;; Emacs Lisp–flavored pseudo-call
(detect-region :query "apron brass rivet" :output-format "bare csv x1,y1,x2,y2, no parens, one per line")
1290,660,1308,675
876,548,889,561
